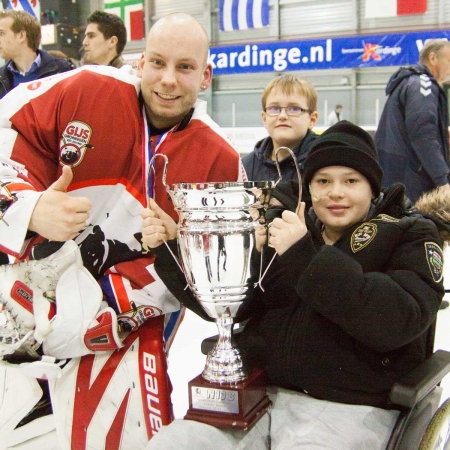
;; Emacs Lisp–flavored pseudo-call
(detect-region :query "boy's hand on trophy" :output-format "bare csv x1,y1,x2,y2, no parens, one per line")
140,198,177,248
269,202,306,255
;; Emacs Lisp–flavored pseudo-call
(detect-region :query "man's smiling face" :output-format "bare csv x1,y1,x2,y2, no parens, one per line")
137,18,211,130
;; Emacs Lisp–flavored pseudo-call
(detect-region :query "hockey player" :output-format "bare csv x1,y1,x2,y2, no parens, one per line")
0,12,244,449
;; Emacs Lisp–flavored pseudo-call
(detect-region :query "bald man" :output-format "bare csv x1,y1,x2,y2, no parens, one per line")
0,13,244,449
139,13,212,129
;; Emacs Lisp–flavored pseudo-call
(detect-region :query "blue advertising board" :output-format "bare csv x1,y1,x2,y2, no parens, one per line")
210,30,450,75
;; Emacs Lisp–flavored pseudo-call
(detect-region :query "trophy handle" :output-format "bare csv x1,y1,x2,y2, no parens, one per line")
145,153,185,274
259,147,303,288
274,146,302,214
147,153,169,204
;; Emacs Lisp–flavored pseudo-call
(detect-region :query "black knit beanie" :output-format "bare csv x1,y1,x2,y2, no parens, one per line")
303,121,383,197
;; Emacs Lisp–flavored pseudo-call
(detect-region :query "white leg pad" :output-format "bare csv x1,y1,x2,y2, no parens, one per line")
42,264,103,359
3,355,67,380
0,365,42,448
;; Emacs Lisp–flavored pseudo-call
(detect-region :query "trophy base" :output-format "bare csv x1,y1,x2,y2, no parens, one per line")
184,368,271,431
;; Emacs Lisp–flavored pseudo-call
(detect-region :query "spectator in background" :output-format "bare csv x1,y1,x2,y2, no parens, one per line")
375,38,450,204
0,10,74,99
327,103,343,126
82,10,127,68
242,75,318,183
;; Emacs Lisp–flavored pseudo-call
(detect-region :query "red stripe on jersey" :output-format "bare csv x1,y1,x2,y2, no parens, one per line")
5,182,36,192
112,258,156,291
110,274,132,313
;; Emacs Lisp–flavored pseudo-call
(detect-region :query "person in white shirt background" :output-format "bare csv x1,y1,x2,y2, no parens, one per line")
327,103,343,126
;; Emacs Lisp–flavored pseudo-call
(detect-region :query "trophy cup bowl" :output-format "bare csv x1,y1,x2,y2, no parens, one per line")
166,180,275,430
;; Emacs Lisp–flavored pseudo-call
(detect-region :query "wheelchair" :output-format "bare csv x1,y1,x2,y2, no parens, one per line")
201,317,450,450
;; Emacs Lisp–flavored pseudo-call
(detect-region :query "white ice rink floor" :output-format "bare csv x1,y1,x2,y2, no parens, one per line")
6,248,450,449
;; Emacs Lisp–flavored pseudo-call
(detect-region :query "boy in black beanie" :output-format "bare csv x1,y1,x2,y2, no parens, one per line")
143,121,446,449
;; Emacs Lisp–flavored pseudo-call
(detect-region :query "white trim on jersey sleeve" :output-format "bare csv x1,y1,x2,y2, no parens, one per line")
0,65,141,118
0,190,43,255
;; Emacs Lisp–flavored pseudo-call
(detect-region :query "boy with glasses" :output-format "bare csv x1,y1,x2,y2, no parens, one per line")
242,74,319,183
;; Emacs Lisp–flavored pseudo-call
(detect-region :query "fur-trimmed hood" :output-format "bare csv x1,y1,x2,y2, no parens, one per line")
415,188,450,243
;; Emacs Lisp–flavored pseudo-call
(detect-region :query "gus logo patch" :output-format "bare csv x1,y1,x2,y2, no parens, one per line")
59,121,94,168
351,222,377,253
117,304,162,332
425,242,444,283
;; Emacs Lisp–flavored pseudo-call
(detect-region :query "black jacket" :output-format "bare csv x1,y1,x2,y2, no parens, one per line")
242,129,317,182
0,49,75,99
374,64,450,203
153,183,444,409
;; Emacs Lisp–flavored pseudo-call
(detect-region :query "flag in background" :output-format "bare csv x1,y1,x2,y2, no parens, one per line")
220,0,269,32
6,0,40,21
365,0,427,19
104,0,144,41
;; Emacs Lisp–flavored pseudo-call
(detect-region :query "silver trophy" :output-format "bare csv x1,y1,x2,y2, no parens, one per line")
148,149,300,429
170,180,274,382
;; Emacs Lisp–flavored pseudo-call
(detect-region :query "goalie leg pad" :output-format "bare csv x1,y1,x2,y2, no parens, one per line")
0,365,42,444
42,264,103,359
2,355,67,380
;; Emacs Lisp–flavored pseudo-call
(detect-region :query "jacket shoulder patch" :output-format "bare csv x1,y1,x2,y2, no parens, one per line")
419,74,432,96
425,242,444,283
351,223,377,253
371,214,400,223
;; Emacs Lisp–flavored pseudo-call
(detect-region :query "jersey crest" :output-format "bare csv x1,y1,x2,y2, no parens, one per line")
59,121,94,168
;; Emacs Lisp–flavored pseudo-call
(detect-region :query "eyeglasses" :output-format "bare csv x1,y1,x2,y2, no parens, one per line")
264,106,311,116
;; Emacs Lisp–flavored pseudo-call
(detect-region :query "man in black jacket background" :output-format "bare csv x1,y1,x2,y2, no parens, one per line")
0,9,74,100
375,39,450,204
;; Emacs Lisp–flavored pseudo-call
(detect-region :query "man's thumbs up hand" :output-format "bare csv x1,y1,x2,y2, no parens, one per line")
29,166,92,241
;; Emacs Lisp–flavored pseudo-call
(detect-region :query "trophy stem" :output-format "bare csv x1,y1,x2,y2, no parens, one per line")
202,316,247,384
